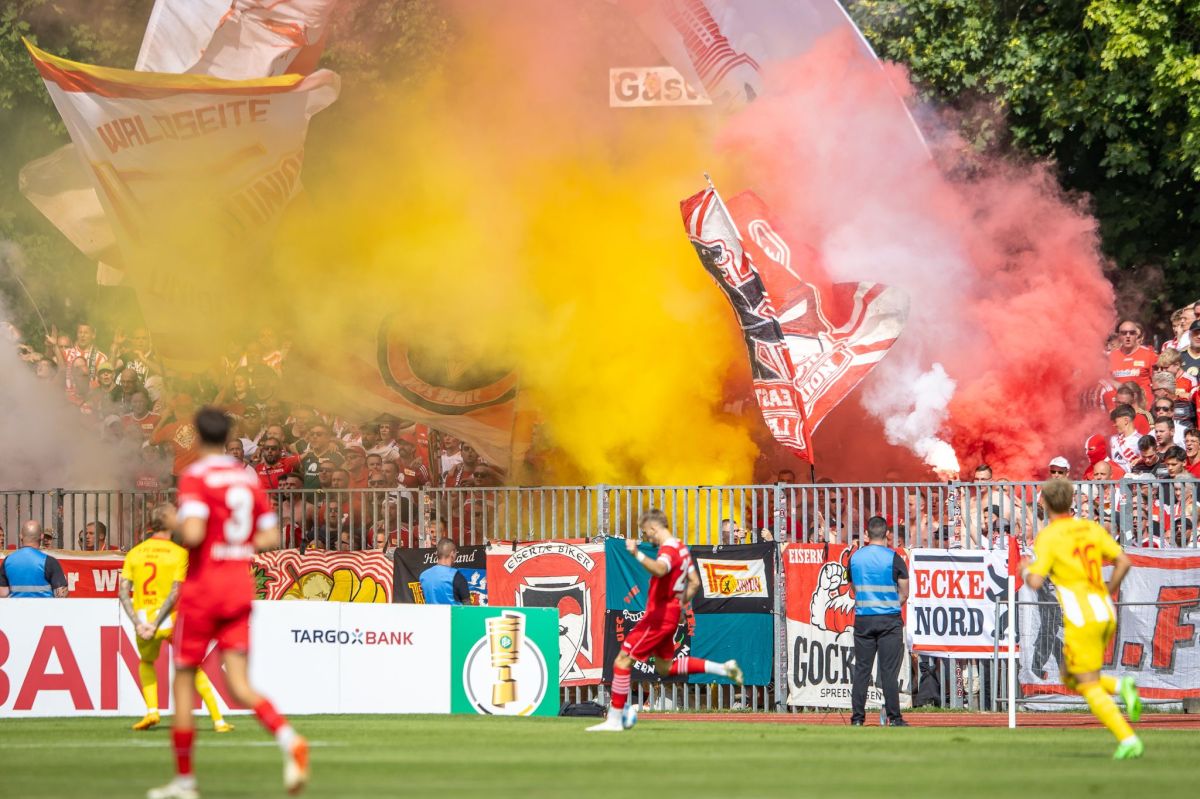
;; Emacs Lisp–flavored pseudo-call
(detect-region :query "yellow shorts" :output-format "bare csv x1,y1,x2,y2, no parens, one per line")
1062,618,1116,675
135,623,174,663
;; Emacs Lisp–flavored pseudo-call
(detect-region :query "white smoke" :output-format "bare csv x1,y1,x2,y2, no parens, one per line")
861,360,959,474
0,241,128,490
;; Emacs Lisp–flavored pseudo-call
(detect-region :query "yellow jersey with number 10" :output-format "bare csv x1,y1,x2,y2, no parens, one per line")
1026,517,1123,627
121,537,188,615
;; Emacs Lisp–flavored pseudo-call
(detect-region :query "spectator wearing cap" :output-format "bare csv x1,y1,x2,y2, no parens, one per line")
1047,456,1070,479
86,362,121,417
0,520,69,597
344,446,370,488
1108,320,1157,402
1180,320,1200,381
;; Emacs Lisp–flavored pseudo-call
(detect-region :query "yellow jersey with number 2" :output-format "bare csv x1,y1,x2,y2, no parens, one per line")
121,537,188,628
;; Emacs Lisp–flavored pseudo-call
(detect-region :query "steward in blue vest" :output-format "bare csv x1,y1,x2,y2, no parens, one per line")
419,538,470,605
0,521,69,598
848,516,909,726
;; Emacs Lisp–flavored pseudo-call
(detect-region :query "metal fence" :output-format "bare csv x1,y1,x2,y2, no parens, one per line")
5,480,1197,552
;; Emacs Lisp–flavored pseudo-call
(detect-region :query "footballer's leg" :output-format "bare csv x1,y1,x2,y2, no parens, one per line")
133,636,162,731
1064,620,1141,759
666,655,743,685
148,608,209,799
587,649,634,732
193,669,231,733
146,668,199,799
222,650,307,794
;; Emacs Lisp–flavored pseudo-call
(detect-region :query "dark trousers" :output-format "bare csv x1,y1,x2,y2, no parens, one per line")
850,613,904,723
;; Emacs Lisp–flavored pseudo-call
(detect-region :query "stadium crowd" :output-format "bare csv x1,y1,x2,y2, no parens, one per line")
5,302,1200,552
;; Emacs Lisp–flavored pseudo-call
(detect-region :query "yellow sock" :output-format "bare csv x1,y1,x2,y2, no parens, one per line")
139,662,158,712
1079,681,1134,742
1099,674,1119,694
194,669,225,724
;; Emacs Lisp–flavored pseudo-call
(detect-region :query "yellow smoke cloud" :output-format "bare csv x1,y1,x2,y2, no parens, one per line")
267,4,760,485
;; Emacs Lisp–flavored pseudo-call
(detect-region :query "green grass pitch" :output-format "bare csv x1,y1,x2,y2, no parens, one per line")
0,715,1195,799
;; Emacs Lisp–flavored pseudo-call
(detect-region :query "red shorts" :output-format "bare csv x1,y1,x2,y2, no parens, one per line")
173,590,252,668
621,607,681,664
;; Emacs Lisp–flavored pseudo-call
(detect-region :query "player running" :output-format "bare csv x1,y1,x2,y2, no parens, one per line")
120,503,231,734
148,408,308,799
1021,478,1144,760
588,508,742,732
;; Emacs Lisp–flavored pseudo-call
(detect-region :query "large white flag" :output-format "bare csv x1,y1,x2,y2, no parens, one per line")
26,40,339,362
138,0,339,78
22,0,340,283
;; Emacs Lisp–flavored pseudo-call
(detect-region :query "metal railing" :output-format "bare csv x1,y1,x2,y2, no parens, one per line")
5,480,1197,552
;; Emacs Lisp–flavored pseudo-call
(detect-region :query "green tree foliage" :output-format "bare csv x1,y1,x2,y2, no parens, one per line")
850,0,1200,319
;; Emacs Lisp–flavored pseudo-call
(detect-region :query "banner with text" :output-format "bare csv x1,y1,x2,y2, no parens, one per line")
487,541,606,685
1019,550,1200,700
604,538,773,685
0,552,126,598
393,545,487,605
783,543,911,708
906,548,1014,656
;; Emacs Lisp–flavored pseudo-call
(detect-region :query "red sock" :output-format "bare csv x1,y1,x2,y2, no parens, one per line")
253,698,286,734
172,728,194,777
611,665,632,711
668,656,708,676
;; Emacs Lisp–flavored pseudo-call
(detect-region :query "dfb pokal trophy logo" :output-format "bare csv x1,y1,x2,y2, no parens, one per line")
487,611,524,705
462,610,550,715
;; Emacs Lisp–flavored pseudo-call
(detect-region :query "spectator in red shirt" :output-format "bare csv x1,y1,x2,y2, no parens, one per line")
343,446,370,488
1109,320,1157,401
149,394,201,480
121,389,160,442
63,322,108,382
255,437,301,490
1082,434,1125,480
1185,428,1200,478
1114,383,1153,434
443,444,482,487
397,440,431,488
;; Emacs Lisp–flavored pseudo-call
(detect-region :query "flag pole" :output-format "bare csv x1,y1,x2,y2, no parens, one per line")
1007,535,1019,729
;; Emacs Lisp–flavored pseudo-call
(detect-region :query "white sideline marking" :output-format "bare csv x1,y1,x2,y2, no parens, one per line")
0,740,343,749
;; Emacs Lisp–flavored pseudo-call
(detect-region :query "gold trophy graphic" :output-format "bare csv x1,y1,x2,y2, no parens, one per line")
486,611,525,706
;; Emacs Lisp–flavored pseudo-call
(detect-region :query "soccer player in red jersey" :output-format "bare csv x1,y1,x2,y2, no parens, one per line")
148,408,308,799
587,508,742,732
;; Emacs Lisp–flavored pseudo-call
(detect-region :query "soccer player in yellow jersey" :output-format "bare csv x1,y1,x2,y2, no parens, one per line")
1021,479,1143,760
120,503,231,733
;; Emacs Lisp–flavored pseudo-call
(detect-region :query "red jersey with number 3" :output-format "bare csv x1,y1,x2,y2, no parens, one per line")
645,536,692,617
176,454,276,603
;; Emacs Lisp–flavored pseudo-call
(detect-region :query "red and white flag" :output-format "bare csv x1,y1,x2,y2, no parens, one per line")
728,192,908,434
681,186,813,462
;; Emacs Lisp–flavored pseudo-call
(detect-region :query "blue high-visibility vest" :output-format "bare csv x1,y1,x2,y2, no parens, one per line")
849,544,902,616
3,547,54,597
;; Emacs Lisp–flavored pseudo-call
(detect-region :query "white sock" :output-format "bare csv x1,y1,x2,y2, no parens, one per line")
607,706,622,722
175,775,196,789
704,660,726,676
1121,735,1139,745
275,724,297,752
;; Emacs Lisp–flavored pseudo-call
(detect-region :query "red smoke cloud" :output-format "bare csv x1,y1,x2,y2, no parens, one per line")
716,31,1113,480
